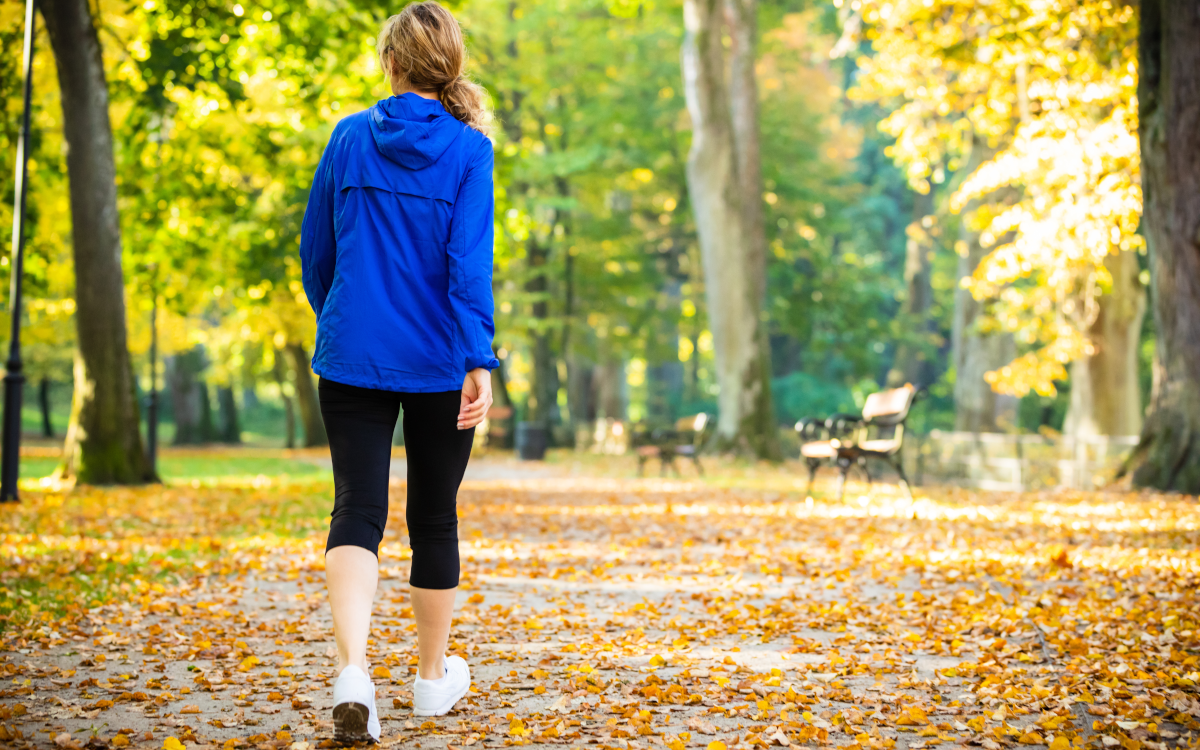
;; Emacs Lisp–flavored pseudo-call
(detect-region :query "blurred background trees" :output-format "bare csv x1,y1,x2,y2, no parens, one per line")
1,0,1194,489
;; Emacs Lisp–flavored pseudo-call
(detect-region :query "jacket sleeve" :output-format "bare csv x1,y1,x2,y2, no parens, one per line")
448,139,501,372
299,132,338,319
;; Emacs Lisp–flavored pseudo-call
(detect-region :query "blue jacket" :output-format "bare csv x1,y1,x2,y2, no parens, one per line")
299,93,500,392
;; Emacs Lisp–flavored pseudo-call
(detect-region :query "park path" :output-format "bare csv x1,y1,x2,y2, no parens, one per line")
1,459,1198,750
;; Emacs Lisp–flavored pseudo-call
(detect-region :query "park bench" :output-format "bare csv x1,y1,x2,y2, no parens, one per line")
796,383,921,500
634,413,711,477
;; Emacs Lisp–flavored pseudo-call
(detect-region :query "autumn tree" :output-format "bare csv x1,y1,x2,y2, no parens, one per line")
1122,0,1200,491
852,0,1144,435
41,0,152,483
681,0,781,459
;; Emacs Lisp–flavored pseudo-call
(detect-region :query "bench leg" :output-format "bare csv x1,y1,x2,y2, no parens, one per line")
835,457,851,501
692,454,704,476
891,455,913,501
860,457,872,486
805,459,819,495
637,454,647,477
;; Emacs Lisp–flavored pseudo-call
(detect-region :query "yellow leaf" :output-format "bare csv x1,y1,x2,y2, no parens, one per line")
650,655,667,667
1049,737,1071,750
1018,732,1043,745
180,705,201,714
708,742,728,750
372,666,392,680
111,736,130,748
163,738,186,750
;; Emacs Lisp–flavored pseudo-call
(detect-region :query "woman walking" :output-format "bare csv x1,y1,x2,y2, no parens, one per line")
298,2,497,742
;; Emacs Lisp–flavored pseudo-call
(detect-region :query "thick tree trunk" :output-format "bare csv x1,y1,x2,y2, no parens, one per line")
43,0,151,483
887,191,936,388
1063,250,1145,437
272,348,296,450
1123,0,1200,491
286,342,327,447
682,0,780,459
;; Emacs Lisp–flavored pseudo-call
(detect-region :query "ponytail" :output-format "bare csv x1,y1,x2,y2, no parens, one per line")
378,2,493,135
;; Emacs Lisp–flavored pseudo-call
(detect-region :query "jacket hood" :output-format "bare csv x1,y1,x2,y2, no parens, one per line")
368,93,462,170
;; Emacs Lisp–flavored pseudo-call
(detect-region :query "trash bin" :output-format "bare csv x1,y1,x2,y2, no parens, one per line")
515,422,548,460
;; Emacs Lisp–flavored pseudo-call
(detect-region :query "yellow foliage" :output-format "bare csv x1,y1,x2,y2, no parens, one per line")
850,0,1141,396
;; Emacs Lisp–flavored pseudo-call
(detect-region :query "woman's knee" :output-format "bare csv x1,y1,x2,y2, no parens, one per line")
328,511,387,556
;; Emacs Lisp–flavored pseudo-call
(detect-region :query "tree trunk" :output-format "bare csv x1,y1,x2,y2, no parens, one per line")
286,342,328,447
1063,250,1146,437
951,145,1017,433
198,383,215,442
217,386,240,444
42,0,151,483
681,0,780,459
526,239,557,430
39,377,53,438
1123,0,1200,491
167,348,205,445
272,348,296,450
594,356,626,422
887,191,936,388
647,279,684,424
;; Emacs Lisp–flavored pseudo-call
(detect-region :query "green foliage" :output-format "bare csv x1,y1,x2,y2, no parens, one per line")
0,0,958,434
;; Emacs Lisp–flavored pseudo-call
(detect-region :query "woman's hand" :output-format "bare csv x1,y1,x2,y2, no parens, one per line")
458,368,493,430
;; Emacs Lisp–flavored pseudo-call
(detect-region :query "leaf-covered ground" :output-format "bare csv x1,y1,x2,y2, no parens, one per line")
1,451,1198,750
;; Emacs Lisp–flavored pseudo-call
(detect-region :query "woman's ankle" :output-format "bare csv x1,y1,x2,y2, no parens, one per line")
338,660,369,676
417,657,445,680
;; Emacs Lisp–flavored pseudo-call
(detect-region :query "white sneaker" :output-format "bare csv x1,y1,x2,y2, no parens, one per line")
413,655,470,716
332,665,381,744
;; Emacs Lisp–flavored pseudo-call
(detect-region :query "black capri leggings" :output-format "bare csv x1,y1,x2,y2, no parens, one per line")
318,378,474,590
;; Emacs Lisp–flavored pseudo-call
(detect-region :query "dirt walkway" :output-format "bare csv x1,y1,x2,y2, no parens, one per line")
2,461,1198,750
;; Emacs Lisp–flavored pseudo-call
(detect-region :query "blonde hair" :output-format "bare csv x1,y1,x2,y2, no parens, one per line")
377,2,491,134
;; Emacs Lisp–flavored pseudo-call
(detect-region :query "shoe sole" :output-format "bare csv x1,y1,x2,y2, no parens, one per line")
333,701,377,744
412,683,470,717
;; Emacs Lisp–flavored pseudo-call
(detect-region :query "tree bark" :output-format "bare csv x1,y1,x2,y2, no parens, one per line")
951,145,1017,433
526,238,556,430
271,347,296,450
1063,250,1146,437
647,278,684,424
887,191,937,388
682,0,780,459
198,382,216,442
286,342,327,447
217,386,240,444
167,348,206,445
595,356,626,422
1123,0,1200,491
43,0,151,483
952,235,1018,432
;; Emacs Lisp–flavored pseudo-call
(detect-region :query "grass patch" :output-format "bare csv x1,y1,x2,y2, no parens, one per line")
0,465,335,629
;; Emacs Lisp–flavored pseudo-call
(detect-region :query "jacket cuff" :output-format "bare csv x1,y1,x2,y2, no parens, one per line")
466,354,501,372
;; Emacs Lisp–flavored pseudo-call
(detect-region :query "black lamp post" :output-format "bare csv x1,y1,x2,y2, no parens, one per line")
146,268,158,478
1,0,37,503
